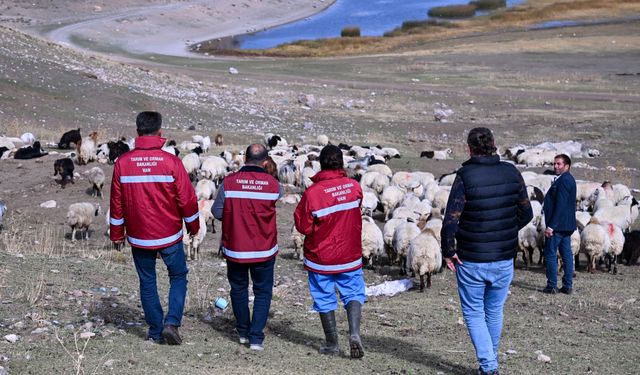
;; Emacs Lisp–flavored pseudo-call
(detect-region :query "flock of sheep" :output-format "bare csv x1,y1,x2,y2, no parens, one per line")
1,130,639,290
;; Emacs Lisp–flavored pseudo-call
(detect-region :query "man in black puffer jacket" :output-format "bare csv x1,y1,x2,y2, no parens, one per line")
441,127,533,375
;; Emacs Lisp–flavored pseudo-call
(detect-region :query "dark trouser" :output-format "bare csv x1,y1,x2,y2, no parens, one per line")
544,231,574,289
131,242,188,340
227,258,275,345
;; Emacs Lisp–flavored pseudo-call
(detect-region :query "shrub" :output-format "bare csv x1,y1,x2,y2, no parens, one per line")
428,4,477,18
470,0,507,10
341,26,361,37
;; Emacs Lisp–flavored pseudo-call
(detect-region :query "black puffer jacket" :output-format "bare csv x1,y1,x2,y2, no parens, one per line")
455,155,532,262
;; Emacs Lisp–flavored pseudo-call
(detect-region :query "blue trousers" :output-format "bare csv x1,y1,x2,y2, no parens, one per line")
456,259,513,373
131,242,188,340
227,258,275,345
308,268,366,313
544,231,574,289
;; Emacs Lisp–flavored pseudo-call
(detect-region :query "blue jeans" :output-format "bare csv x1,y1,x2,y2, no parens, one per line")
456,259,513,373
544,231,573,289
227,258,275,345
308,268,366,313
131,242,188,340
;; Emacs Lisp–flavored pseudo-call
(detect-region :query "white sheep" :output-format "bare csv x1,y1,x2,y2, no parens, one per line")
67,202,101,242
181,152,202,180
383,217,404,260
183,215,206,261
360,171,389,195
200,156,228,183
367,163,393,178
361,191,379,217
196,179,217,200
361,216,385,267
575,211,592,231
300,163,317,191
77,131,98,165
291,224,305,261
433,187,451,214
317,134,329,147
381,147,401,159
198,199,215,234
391,206,419,221
280,193,301,205
593,196,639,232
85,166,105,199
192,135,211,153
381,185,406,221
407,228,442,291
580,220,610,273
518,221,541,269
392,220,421,275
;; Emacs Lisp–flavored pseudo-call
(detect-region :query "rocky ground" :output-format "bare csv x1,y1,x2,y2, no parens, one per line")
1,1,640,374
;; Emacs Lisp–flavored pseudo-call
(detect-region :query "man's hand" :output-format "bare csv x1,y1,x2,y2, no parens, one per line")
445,254,463,272
112,239,124,251
544,227,554,238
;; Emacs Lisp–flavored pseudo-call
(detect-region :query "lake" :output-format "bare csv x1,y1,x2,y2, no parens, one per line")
235,0,525,50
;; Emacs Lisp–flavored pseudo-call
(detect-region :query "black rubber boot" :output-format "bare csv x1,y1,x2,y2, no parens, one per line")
346,301,364,359
318,311,339,355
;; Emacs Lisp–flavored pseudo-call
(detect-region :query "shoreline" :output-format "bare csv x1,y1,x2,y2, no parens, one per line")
16,0,337,58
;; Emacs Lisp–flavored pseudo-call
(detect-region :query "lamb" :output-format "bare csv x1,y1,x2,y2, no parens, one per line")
361,216,384,268
381,185,406,221
317,134,329,147
54,158,75,188
198,199,215,234
392,220,421,275
407,228,442,291
58,128,81,149
14,141,47,160
67,202,101,242
85,166,105,199
381,147,401,159
291,224,305,261
517,221,541,269
183,215,206,261
77,131,98,165
196,179,217,200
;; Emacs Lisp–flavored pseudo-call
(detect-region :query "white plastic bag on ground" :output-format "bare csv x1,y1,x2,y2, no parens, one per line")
365,279,413,297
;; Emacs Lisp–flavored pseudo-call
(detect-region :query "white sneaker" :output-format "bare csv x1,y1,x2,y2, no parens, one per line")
239,337,249,345
250,343,264,351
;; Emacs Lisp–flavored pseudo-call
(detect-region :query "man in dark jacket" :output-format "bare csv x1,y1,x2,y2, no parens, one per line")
441,127,533,375
542,154,577,295
212,143,280,351
110,111,200,345
294,145,365,359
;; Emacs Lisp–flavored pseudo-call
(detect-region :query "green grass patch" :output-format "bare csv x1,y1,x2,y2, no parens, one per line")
470,0,507,10
428,4,477,18
341,26,361,37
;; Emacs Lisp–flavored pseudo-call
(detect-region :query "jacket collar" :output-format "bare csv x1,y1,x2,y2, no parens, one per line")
134,136,166,150
311,168,347,183
462,154,500,166
239,165,267,173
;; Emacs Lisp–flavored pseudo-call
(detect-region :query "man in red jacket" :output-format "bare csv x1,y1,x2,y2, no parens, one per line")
110,111,200,345
294,145,365,359
212,143,281,351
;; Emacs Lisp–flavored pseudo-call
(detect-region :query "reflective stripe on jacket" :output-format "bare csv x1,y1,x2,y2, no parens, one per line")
109,136,200,249
294,169,363,274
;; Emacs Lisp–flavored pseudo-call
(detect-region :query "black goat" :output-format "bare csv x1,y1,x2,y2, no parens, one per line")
14,141,47,159
107,139,130,163
53,158,75,188
58,128,81,149
621,231,640,266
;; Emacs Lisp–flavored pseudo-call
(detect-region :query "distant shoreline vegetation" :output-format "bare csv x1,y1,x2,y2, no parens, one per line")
190,0,636,57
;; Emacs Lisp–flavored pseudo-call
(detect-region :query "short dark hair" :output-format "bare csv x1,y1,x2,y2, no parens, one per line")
245,143,268,165
319,145,344,170
136,111,162,135
467,127,497,156
555,154,571,166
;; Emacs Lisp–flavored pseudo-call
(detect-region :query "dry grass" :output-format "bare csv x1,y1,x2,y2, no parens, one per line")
428,4,477,19
341,26,361,37
471,0,507,10
201,0,640,57
185,264,217,314
54,329,112,375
